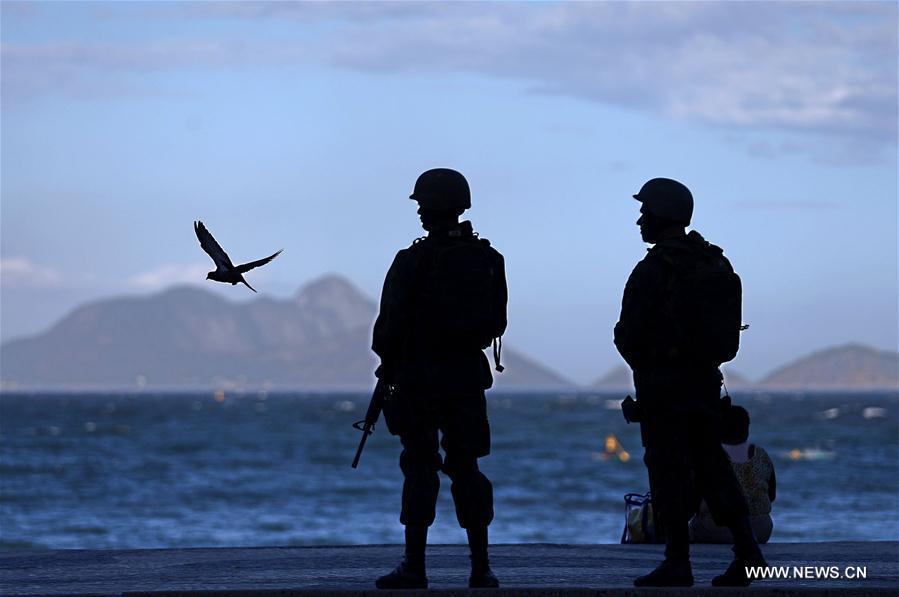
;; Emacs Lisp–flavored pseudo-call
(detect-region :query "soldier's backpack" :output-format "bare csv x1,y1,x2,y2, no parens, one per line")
413,235,507,370
662,242,744,365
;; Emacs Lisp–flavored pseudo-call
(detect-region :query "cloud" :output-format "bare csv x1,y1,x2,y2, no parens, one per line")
2,2,895,158
129,263,210,291
0,39,278,103
178,2,448,23
0,2,37,18
740,133,889,166
1,40,239,72
0,257,62,289
319,3,897,147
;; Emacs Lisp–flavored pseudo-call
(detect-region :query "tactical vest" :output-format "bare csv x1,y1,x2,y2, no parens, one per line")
410,232,506,369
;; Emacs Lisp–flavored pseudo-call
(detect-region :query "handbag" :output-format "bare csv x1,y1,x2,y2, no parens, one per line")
621,491,664,544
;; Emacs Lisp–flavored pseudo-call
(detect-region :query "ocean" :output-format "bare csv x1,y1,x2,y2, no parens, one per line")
1,390,897,550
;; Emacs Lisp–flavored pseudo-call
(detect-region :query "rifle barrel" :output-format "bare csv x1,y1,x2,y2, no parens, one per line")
351,425,371,469
350,381,389,469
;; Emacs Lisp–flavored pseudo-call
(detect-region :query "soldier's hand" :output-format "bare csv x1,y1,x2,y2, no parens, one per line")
621,395,643,423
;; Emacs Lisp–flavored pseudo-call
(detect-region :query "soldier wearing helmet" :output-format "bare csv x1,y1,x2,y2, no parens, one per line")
615,177,767,587
372,168,507,590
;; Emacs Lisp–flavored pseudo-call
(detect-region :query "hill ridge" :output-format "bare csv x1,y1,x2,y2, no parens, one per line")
1,275,572,391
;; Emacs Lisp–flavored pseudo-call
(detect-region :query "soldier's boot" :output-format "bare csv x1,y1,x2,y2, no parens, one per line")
467,527,499,588
376,526,428,590
375,558,428,590
711,517,767,587
635,512,693,587
633,560,694,587
469,558,499,589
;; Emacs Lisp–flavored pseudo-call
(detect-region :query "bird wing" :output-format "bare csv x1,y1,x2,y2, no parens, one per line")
194,221,235,270
236,249,282,274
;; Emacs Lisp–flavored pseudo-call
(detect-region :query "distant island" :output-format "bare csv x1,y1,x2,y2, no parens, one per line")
591,345,897,391
0,275,571,391
1,275,896,392
758,344,898,389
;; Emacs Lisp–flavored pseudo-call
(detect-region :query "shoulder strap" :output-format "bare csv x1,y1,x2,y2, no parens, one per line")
480,238,505,372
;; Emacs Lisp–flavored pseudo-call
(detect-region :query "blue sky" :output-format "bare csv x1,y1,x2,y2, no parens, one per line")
2,1,897,384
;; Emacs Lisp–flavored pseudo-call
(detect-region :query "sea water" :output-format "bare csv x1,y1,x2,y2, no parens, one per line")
1,391,896,549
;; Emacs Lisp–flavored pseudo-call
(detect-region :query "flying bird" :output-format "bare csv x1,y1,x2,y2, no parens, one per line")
194,220,281,293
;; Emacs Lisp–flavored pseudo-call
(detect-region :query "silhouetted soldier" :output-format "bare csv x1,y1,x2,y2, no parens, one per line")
372,168,507,589
615,178,767,587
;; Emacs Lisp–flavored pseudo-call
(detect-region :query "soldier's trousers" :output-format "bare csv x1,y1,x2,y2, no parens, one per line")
641,409,751,562
396,392,494,529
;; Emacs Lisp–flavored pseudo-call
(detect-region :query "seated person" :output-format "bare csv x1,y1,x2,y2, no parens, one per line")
690,405,776,543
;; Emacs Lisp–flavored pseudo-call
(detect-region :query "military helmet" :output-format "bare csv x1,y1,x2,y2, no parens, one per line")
633,177,693,226
409,168,471,210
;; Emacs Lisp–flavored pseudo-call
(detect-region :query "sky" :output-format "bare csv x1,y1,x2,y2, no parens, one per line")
1,1,897,385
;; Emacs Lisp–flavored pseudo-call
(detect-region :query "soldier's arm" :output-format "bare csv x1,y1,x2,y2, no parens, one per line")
613,257,663,369
372,248,415,383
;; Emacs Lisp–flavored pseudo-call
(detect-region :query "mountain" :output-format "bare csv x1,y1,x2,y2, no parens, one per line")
0,275,571,391
3,278,893,392
720,367,751,387
592,364,633,390
760,343,898,389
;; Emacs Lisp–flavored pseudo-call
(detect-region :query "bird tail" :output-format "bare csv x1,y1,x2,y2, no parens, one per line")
240,277,257,293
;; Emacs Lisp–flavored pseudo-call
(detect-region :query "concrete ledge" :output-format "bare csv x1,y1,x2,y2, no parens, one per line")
2,542,896,596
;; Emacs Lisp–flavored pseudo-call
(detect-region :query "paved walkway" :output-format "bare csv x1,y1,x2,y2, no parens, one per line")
2,542,897,596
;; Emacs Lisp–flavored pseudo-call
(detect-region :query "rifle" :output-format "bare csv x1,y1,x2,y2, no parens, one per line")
351,380,391,469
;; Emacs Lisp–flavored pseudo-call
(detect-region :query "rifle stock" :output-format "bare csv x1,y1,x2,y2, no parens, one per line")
351,380,389,469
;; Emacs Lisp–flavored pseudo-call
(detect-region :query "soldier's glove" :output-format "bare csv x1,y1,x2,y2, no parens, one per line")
719,393,732,412
621,395,643,424
374,363,395,385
